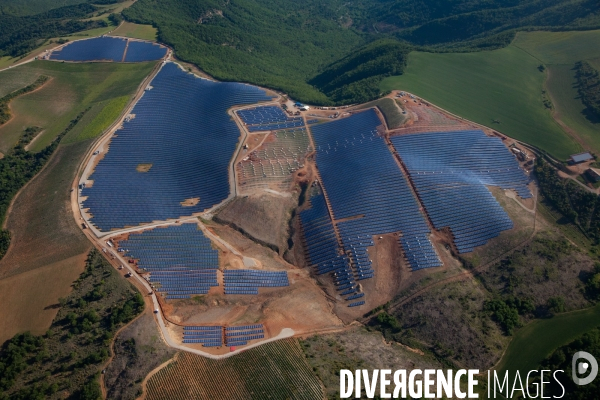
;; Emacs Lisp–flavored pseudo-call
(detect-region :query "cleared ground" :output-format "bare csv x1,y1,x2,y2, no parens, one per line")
158,223,343,352
110,21,158,41
0,60,155,153
144,339,324,400
215,192,298,254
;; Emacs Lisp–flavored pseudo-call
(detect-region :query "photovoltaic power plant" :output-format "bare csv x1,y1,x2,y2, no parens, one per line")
117,224,219,300
225,324,265,346
310,109,441,276
81,62,272,230
124,40,167,62
181,324,266,347
237,105,304,132
299,190,357,300
223,270,289,295
183,326,223,347
49,37,167,62
50,37,126,62
391,130,531,253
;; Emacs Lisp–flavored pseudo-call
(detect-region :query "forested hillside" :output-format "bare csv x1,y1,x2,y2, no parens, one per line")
576,61,600,119
0,3,107,57
123,0,600,104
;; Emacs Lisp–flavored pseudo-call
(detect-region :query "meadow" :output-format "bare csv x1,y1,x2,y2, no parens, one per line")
381,30,600,160
495,303,600,378
0,60,155,153
110,21,157,41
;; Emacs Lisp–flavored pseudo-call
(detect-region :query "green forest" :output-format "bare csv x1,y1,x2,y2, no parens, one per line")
121,0,600,105
0,3,107,57
576,61,600,119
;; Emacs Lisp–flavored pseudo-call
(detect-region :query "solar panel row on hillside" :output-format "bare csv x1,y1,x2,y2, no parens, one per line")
117,223,219,299
391,130,531,253
311,109,441,273
223,269,289,295
299,190,358,299
237,105,304,132
81,62,271,230
50,36,167,62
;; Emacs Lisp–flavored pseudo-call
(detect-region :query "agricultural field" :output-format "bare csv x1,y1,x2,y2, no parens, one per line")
110,21,158,41
381,29,600,160
144,339,323,400
0,60,156,153
0,140,92,343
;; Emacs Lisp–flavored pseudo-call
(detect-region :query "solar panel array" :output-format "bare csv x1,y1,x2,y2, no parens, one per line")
311,109,441,275
223,270,289,295
50,37,127,62
225,324,265,346
81,62,271,230
299,190,358,302
49,37,167,62
183,326,223,347
117,224,219,299
237,106,304,131
181,324,266,347
124,40,168,62
237,128,311,191
391,130,531,253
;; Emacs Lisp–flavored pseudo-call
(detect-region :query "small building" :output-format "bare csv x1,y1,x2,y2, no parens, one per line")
569,152,593,164
586,168,600,182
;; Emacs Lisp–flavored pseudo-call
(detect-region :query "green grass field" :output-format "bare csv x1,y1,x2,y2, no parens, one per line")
0,60,155,153
110,21,158,41
64,95,129,143
496,303,600,377
381,45,579,159
512,30,600,65
381,30,600,160
546,64,600,152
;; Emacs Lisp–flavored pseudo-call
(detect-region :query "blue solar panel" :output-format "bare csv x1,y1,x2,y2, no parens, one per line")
50,37,127,62
237,106,304,131
310,109,441,273
49,37,167,62
223,269,289,295
391,130,531,253
124,40,167,62
82,62,272,230
118,223,219,297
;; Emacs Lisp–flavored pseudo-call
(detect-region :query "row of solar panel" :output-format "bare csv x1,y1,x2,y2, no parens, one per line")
50,36,167,62
82,62,272,230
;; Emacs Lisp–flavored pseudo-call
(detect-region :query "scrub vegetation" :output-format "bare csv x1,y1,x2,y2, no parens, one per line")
0,250,144,400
